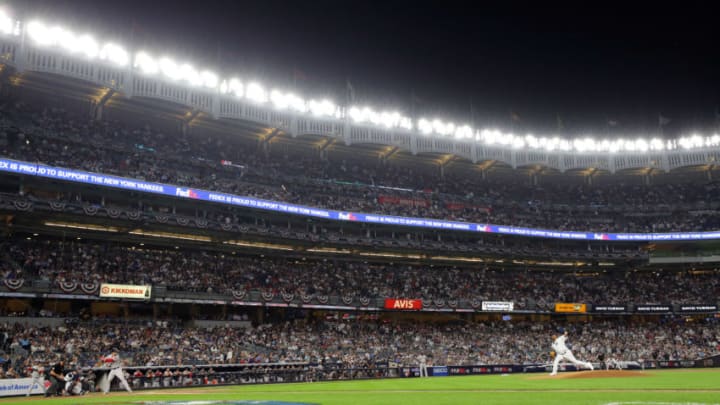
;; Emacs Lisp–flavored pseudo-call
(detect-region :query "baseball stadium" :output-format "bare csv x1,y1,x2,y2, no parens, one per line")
0,2,718,405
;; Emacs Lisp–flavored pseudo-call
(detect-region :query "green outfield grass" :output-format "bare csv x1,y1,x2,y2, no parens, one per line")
2,369,719,405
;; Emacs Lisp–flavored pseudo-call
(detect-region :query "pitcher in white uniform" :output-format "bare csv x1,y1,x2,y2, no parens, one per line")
550,330,594,376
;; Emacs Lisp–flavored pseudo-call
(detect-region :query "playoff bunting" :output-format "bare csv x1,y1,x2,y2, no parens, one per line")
80,281,99,294
3,278,24,290
58,280,78,293
58,280,99,294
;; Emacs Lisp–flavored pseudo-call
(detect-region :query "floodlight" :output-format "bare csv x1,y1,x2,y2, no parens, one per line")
27,20,54,45
649,138,664,151
710,135,720,147
366,108,381,125
559,139,571,151
134,51,159,75
308,99,336,117
99,43,129,66
270,90,286,108
200,71,218,89
179,64,201,86
455,125,473,139
159,57,182,80
379,112,394,128
75,34,99,58
348,106,362,122
246,82,268,103
0,10,13,35
418,118,433,135
55,27,75,51
270,90,305,112
679,134,703,149
226,78,244,97
498,133,513,146
524,135,538,148
480,129,500,144
636,138,649,152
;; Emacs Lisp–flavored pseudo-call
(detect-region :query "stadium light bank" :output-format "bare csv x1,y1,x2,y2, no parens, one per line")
3,11,720,154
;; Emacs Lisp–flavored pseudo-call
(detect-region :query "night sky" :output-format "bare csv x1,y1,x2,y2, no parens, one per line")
5,0,720,136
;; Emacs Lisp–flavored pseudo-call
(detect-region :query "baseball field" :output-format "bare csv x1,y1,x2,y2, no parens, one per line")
2,369,719,405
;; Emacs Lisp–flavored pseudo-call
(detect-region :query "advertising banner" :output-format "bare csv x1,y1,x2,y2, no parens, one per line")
481,301,514,312
378,195,430,208
99,283,151,300
695,354,720,368
384,298,423,310
0,378,46,397
677,305,718,313
3,157,720,242
592,305,627,313
431,366,449,376
554,303,587,313
448,365,516,375
635,305,672,313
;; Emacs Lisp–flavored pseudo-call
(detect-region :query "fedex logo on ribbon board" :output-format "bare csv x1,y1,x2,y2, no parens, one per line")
338,212,358,221
176,188,200,199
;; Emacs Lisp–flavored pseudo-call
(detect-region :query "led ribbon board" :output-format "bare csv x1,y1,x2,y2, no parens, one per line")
2,158,720,242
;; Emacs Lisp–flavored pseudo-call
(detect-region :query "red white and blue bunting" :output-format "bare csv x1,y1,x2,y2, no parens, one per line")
107,208,122,218
58,280,78,293
49,201,66,211
3,279,24,290
83,206,99,216
80,281,99,295
12,200,33,211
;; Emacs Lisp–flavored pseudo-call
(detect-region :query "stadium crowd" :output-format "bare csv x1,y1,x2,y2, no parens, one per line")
4,238,719,307
0,317,718,379
0,102,719,392
1,101,719,233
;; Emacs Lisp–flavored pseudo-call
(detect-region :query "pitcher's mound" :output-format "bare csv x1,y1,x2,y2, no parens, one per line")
530,370,648,380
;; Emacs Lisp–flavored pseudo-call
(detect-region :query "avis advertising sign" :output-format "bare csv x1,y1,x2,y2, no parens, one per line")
384,298,423,310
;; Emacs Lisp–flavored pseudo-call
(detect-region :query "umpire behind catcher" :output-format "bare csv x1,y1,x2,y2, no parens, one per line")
45,359,65,397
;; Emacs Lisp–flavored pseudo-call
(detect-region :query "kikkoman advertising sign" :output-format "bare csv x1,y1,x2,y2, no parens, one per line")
100,283,152,300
